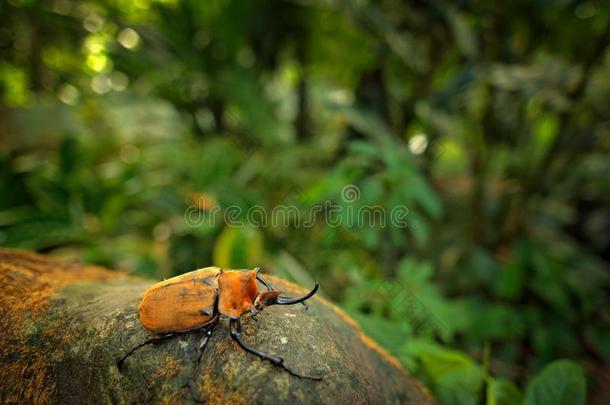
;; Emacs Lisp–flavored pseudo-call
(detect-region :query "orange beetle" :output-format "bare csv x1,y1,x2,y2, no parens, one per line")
117,267,320,384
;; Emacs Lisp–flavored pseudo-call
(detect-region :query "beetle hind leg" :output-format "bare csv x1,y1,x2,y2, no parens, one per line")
117,332,177,370
229,319,322,381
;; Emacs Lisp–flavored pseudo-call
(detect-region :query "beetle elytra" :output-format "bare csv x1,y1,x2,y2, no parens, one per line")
117,266,321,391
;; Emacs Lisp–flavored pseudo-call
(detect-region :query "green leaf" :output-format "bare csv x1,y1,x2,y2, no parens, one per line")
348,310,409,356
470,304,525,340
486,378,522,405
531,114,558,163
402,341,484,405
584,325,610,363
213,226,264,269
411,179,442,219
523,360,586,405
494,241,529,300
448,10,478,59
59,136,81,175
415,343,484,405
408,213,430,245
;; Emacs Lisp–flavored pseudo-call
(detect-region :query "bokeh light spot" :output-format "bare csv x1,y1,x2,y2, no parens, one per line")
57,84,80,105
118,28,140,49
91,74,111,94
409,134,428,155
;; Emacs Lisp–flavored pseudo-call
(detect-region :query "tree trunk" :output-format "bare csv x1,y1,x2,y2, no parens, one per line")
0,249,434,404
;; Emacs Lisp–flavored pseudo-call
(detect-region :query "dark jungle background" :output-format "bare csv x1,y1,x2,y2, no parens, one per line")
1,1,609,404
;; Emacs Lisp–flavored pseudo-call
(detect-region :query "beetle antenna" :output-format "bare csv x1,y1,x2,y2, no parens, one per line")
275,282,318,305
256,273,273,291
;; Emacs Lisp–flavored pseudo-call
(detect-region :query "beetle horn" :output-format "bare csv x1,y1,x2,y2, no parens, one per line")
254,282,319,310
275,282,318,305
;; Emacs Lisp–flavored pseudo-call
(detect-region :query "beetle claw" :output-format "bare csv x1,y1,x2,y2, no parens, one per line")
249,307,260,322
272,356,323,381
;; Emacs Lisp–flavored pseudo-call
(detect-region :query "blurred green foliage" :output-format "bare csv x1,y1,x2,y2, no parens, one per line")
1,0,609,403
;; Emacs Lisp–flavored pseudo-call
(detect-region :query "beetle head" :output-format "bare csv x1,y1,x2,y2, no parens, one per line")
254,290,282,310
253,280,319,311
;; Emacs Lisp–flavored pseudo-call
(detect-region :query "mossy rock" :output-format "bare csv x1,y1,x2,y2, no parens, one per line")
0,248,434,404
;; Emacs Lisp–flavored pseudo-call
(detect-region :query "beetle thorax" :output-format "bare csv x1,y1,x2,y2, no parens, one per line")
217,270,260,319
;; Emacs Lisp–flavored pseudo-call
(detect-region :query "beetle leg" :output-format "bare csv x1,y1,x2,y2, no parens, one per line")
196,326,214,359
189,317,219,402
247,306,261,323
195,315,219,364
117,332,177,370
229,319,322,381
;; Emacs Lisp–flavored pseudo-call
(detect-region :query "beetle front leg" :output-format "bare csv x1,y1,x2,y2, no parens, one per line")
249,307,261,322
197,327,214,356
229,319,322,381
189,317,219,402
195,316,218,364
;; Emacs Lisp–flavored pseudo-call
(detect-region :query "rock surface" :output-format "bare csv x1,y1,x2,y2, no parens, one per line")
0,248,434,404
